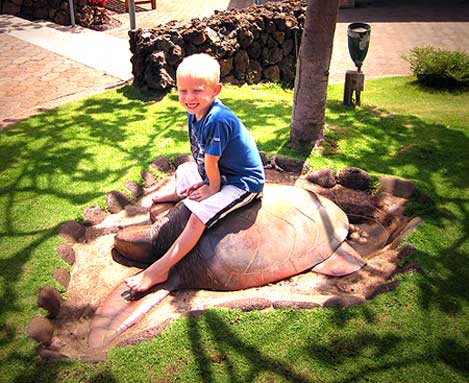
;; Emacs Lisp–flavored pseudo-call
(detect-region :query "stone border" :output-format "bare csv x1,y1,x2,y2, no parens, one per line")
28,155,420,360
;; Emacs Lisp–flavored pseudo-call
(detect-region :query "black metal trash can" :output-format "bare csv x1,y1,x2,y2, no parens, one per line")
347,22,371,71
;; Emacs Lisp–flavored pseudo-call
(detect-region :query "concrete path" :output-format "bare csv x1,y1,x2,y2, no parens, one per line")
0,15,126,127
1,0,468,128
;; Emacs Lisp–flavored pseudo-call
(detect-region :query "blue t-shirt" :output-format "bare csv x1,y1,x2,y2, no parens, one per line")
188,99,265,193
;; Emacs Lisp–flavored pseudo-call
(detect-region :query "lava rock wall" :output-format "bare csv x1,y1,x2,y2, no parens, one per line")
1,0,87,25
129,0,307,94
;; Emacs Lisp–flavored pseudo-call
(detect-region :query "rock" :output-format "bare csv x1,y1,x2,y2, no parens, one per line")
397,244,415,259
125,205,149,217
220,57,233,76
247,41,262,59
2,1,21,14
154,36,175,52
247,60,262,84
216,298,272,311
37,346,66,360
181,27,206,46
205,26,220,45
53,268,71,288
32,6,49,19
150,157,171,173
173,155,194,168
141,170,157,187
57,243,75,265
272,31,285,44
271,155,309,173
315,187,377,224
239,28,254,48
281,39,294,57
105,191,130,213
234,49,249,75
272,300,320,309
306,168,336,188
337,167,371,190
279,57,296,84
395,261,421,275
28,317,54,346
58,221,85,242
125,181,144,199
262,44,283,65
37,287,61,318
83,205,107,226
167,45,184,66
53,10,69,25
259,151,269,167
323,295,366,307
379,176,416,199
263,65,280,82
366,280,401,300
143,52,175,92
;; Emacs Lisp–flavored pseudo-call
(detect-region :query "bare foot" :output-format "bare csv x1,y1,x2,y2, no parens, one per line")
152,190,183,204
125,269,169,292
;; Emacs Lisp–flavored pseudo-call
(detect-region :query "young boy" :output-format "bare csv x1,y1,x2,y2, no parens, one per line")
125,53,265,292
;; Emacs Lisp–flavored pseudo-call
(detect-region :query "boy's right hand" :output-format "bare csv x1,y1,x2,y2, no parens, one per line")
180,181,205,197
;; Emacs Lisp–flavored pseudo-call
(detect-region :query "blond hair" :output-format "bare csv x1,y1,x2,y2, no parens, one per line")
176,54,220,87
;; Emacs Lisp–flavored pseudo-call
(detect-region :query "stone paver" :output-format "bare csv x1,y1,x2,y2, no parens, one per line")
106,0,254,38
1,0,468,129
0,32,122,128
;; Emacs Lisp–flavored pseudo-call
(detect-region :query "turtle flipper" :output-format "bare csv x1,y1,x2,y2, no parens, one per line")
312,241,366,277
113,225,156,265
88,277,176,349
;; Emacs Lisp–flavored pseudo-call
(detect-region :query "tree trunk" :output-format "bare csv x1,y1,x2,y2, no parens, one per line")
290,0,340,147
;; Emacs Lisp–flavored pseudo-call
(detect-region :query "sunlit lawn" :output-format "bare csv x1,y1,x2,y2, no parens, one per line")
0,77,468,382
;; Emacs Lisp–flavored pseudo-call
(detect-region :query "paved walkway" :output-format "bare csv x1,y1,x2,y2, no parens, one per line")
1,0,468,129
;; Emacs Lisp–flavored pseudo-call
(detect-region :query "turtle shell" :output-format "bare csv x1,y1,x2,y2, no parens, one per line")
172,184,349,291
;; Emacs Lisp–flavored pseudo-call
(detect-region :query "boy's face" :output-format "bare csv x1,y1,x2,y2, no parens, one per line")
177,76,222,121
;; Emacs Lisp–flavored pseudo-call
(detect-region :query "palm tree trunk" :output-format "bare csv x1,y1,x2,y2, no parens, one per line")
290,0,340,147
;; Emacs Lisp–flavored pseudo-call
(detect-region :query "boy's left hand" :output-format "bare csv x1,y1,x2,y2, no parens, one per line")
187,184,216,202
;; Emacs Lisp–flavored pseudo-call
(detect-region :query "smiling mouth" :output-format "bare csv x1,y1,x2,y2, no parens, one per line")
186,103,198,109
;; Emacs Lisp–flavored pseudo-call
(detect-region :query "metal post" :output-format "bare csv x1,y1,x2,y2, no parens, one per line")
129,0,136,30
68,0,75,26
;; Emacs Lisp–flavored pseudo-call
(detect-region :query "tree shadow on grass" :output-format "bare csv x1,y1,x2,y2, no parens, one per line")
179,97,468,382
0,85,186,381
325,100,469,191
323,101,469,315
185,305,468,382
187,310,313,383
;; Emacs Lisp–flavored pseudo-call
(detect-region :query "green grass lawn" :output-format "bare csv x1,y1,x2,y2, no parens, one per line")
0,77,468,382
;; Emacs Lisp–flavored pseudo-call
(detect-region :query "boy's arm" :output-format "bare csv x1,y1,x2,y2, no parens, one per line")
188,154,221,201
205,154,221,194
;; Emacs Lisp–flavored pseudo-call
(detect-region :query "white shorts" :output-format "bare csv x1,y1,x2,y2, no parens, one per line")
176,162,261,228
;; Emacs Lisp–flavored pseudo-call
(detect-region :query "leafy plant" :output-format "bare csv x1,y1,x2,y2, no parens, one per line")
403,46,469,88
78,4,110,27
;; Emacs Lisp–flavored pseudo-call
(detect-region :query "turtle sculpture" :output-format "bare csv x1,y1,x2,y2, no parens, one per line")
88,184,365,347
89,184,366,348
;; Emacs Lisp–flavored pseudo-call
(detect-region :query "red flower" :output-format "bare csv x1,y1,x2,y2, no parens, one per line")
88,0,110,7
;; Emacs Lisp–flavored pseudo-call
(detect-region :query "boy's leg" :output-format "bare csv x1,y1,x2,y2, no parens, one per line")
152,162,202,204
183,185,261,229
125,213,205,291
152,190,182,204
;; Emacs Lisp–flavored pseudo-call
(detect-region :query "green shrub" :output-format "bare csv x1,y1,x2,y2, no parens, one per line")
403,46,469,88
